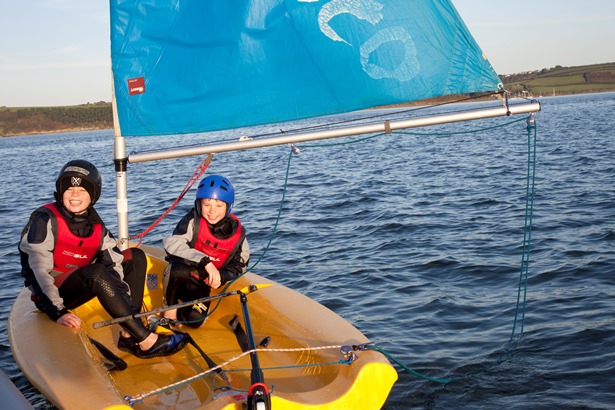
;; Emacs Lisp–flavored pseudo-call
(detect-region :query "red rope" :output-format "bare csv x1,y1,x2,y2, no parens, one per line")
130,155,213,245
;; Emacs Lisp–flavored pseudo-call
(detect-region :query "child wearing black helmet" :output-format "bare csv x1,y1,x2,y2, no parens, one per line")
162,174,250,328
19,159,189,359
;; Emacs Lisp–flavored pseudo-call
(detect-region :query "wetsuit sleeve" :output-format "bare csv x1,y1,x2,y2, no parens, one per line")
97,229,126,282
162,211,208,265
219,237,250,284
19,215,68,319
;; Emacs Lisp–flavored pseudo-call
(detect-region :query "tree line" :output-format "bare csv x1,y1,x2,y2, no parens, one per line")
0,103,113,137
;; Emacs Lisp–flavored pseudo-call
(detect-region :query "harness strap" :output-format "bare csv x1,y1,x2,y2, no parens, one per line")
229,314,250,352
88,336,127,371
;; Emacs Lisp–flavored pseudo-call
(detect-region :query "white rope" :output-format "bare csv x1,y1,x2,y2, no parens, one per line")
127,344,346,404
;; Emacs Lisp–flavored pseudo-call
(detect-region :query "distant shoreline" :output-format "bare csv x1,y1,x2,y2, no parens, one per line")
0,103,112,138
3,61,614,137
5,126,112,138
3,90,613,139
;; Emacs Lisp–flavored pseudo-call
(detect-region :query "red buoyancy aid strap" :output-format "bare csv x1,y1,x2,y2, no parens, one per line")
43,204,103,287
193,214,244,269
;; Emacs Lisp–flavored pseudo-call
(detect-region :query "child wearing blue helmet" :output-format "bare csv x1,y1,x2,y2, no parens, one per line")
162,175,250,327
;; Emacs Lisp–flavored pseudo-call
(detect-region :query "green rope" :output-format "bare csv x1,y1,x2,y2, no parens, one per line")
368,344,455,384
510,115,537,341
246,148,294,272
203,148,295,319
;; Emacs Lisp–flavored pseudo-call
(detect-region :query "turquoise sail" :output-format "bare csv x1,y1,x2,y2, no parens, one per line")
110,0,501,137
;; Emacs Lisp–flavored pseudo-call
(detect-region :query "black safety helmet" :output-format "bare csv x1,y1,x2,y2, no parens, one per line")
54,160,102,206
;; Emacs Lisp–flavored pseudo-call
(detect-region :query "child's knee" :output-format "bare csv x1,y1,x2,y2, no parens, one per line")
178,302,209,328
169,262,191,283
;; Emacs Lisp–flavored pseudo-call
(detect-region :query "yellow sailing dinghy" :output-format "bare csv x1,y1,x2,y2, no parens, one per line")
9,0,540,408
9,245,397,409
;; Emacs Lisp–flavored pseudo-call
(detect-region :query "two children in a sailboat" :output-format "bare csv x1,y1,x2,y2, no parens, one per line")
19,160,189,359
162,174,250,327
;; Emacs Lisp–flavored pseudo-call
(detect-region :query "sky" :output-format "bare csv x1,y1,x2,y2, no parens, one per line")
1,0,614,107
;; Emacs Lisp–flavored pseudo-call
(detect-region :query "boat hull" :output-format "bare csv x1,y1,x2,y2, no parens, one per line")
0,369,33,409
9,245,397,409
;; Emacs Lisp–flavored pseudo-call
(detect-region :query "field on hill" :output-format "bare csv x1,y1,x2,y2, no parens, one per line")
502,62,615,97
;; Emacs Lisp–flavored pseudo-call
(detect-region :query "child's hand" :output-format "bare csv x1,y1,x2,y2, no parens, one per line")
204,263,222,289
57,311,82,329
197,256,210,274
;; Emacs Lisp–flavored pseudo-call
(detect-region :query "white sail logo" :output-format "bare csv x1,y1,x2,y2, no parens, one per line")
313,0,419,82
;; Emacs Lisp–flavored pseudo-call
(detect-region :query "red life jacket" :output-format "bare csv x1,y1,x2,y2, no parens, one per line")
44,204,103,287
194,214,244,269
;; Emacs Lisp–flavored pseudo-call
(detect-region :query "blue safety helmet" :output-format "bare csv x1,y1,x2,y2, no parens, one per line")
196,175,235,216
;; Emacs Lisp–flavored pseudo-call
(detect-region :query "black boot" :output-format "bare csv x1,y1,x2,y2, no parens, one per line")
118,332,189,359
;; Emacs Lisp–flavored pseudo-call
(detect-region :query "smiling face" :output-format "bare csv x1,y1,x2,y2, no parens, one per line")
62,186,92,215
200,198,227,224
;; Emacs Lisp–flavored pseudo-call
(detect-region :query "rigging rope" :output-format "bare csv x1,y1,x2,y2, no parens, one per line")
245,149,294,272
193,148,296,323
125,343,351,405
129,154,213,244
510,114,537,341
368,344,454,384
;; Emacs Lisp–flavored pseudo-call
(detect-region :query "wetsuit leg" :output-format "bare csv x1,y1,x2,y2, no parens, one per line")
164,260,191,305
120,248,147,310
165,261,210,328
60,263,150,342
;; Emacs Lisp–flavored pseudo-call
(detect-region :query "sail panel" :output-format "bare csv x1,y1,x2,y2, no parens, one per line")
110,0,501,137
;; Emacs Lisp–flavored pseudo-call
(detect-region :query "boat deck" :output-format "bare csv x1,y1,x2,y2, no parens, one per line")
9,245,397,409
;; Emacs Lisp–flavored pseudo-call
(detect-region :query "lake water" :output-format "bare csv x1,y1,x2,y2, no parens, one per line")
1,92,614,409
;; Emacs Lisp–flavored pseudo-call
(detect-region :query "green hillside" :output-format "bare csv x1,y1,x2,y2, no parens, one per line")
502,62,615,97
0,103,112,137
